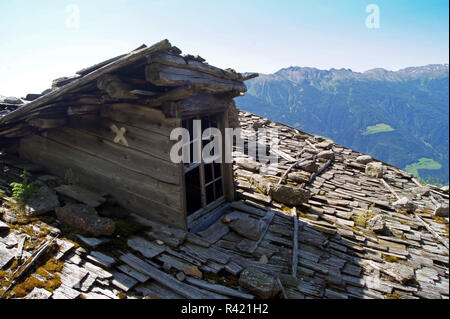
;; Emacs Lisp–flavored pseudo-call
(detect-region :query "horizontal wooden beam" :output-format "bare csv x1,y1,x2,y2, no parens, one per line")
146,63,247,94
27,118,67,130
146,84,197,107
97,74,139,100
148,52,243,81
100,103,180,137
163,93,234,118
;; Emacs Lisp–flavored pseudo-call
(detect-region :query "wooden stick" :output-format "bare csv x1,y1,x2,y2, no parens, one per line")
270,147,297,163
1,234,59,299
306,139,318,152
276,151,308,186
276,277,288,299
414,213,449,250
307,158,332,184
411,178,422,187
384,179,448,249
430,195,440,208
243,73,259,81
380,178,400,200
431,189,449,199
247,210,275,254
76,44,147,76
291,207,299,278
412,178,448,199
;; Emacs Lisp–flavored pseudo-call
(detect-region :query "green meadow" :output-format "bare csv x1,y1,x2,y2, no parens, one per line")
362,123,395,135
404,158,442,178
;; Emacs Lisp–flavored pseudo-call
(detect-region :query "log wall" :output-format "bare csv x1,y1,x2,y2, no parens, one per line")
19,103,187,229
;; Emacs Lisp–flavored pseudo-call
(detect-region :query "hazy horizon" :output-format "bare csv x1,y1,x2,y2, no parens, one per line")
247,62,450,76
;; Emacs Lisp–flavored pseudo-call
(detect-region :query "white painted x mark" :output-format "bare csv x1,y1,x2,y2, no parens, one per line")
110,124,129,147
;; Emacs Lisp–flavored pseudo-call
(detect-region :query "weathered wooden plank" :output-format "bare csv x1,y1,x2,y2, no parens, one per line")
230,201,267,218
86,251,116,268
414,213,449,250
197,219,229,244
52,284,81,299
119,253,219,299
135,281,184,299
148,52,242,81
127,236,165,259
42,127,179,185
28,118,67,129
146,63,247,94
83,261,113,279
110,270,138,292
185,277,254,299
55,239,75,260
100,103,179,137
188,201,229,234
224,261,243,276
97,74,138,100
157,253,194,272
217,109,235,202
236,210,275,254
117,264,150,283
180,243,231,265
80,273,97,292
0,221,10,232
169,93,234,118
163,247,204,267
67,104,100,116
0,244,14,269
292,210,299,278
75,235,109,248
23,287,53,299
54,184,106,207
147,84,197,107
145,231,185,248
69,116,174,161
59,263,89,289
75,45,143,76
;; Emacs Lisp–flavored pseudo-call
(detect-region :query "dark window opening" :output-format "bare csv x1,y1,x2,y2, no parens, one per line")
185,166,202,215
183,115,224,217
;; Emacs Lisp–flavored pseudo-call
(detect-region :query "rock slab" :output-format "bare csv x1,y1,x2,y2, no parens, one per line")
393,197,417,212
229,217,263,241
25,185,60,216
434,204,449,217
269,184,311,206
356,155,373,164
367,215,386,234
55,204,115,237
365,162,384,178
239,268,281,299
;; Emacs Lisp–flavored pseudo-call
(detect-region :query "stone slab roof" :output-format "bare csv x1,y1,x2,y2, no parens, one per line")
0,111,448,299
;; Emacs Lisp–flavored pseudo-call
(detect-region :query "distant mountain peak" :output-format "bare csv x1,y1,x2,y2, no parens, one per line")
265,64,449,84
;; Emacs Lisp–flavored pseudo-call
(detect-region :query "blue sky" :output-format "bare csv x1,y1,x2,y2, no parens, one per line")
1,0,448,97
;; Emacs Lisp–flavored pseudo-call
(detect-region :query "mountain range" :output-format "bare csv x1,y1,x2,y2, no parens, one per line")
236,64,449,185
